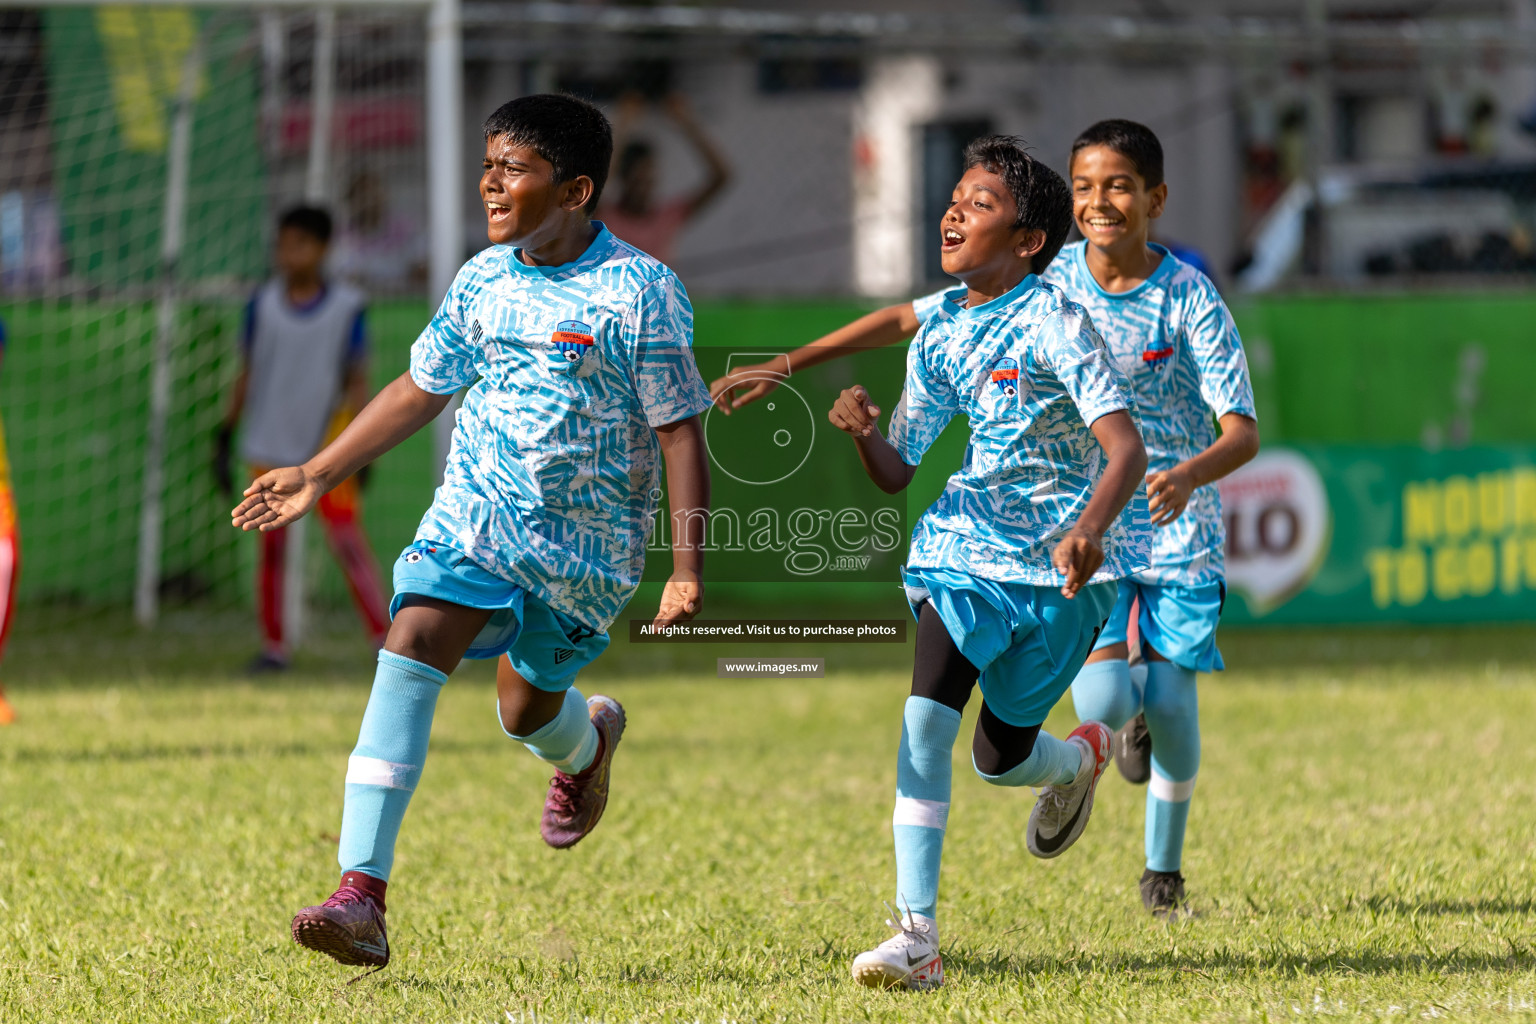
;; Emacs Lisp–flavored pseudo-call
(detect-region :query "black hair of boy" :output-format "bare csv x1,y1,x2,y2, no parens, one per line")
961,135,1073,275
279,205,334,244
1070,119,1164,189
482,94,613,212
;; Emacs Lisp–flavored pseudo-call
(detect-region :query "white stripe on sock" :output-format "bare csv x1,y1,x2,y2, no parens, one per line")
1149,769,1196,803
547,725,598,775
893,796,949,829
346,754,420,790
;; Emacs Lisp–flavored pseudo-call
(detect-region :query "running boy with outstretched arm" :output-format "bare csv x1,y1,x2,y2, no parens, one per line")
714,120,1259,923
828,136,1149,991
232,94,713,970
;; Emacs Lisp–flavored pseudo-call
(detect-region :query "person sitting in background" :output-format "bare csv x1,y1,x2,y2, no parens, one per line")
214,205,390,672
598,92,731,265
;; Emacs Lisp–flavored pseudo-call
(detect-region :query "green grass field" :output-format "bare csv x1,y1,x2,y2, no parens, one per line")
3,614,1535,1022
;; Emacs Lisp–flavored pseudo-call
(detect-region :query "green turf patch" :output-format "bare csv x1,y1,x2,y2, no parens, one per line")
3,621,1535,1021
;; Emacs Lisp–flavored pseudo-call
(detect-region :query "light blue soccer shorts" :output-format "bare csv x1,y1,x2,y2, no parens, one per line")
390,541,610,690
1092,578,1226,672
903,566,1118,728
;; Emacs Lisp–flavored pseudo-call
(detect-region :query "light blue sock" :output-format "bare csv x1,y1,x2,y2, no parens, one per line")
892,697,961,921
507,686,597,775
1071,659,1140,731
974,730,1083,787
1142,661,1200,873
339,650,448,882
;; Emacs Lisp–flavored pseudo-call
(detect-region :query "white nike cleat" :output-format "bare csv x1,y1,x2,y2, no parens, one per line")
850,910,943,991
1027,721,1112,859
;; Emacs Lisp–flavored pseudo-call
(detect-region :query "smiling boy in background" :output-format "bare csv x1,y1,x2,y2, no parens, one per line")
1044,120,1258,919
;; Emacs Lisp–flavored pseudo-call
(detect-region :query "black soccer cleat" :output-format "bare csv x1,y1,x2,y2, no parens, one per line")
1140,868,1187,920
1114,712,1152,784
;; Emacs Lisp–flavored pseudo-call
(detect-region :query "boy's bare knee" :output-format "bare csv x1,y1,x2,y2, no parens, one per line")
498,701,549,737
384,597,490,676
496,663,566,737
383,629,441,671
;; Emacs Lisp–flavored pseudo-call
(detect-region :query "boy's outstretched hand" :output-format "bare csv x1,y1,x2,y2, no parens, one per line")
653,571,703,627
828,385,882,438
231,466,324,532
709,360,784,415
1051,526,1105,599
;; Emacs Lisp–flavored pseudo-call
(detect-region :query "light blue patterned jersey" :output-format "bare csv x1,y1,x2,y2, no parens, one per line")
1042,241,1256,585
409,224,713,631
897,275,1150,587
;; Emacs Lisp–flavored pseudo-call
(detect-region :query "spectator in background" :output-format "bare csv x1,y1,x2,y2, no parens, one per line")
214,206,390,672
0,316,18,725
599,93,731,265
330,169,427,295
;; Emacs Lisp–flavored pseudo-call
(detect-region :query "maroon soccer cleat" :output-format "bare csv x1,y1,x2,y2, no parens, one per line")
290,875,390,967
540,695,626,849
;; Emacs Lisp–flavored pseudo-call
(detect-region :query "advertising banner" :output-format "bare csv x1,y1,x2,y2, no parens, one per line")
43,8,265,288
1220,445,1536,624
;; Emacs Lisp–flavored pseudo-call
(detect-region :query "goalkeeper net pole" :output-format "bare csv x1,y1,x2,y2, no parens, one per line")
277,2,334,646
133,15,203,626
425,0,462,484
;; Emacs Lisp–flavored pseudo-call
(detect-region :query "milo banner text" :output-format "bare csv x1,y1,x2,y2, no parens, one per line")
1219,446,1536,624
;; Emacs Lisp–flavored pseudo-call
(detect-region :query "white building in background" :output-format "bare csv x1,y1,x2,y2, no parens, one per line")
453,0,1536,297
852,56,941,298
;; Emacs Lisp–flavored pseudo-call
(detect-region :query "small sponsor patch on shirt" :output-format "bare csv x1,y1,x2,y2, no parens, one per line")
551,320,595,363
1142,346,1174,365
990,357,1020,397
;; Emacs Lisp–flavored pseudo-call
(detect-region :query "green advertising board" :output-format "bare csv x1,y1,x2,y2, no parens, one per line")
43,7,266,289
1219,445,1536,625
5,290,1536,615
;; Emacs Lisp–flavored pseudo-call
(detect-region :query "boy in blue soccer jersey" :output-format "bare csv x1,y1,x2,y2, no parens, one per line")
713,122,1260,925
231,94,713,969
826,136,1150,991
1047,120,1258,919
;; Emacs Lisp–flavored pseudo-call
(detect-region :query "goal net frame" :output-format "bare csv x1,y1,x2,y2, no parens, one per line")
4,0,463,631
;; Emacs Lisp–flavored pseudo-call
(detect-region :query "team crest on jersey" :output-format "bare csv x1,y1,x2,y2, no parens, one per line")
551,320,595,363
990,357,1020,398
